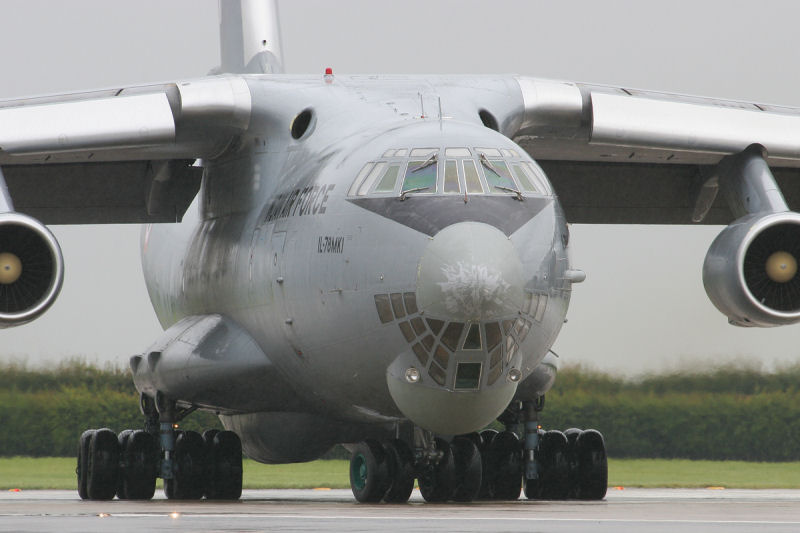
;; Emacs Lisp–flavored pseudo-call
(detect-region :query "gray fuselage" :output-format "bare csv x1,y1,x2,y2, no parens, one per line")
139,75,572,461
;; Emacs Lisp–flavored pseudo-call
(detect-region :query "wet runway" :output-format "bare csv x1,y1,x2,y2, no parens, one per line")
2,488,800,532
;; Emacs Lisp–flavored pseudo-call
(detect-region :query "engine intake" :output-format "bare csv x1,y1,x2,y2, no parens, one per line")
0,213,63,327
703,212,800,327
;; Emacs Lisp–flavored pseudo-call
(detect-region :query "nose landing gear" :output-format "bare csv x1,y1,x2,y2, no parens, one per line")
347,395,607,503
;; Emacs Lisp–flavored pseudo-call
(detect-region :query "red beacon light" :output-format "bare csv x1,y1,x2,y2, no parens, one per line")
324,67,334,84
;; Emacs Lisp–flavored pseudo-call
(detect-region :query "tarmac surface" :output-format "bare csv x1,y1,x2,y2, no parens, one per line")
1,488,800,532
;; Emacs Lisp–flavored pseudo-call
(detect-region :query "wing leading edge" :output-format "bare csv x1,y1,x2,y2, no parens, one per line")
0,76,251,224
512,77,800,224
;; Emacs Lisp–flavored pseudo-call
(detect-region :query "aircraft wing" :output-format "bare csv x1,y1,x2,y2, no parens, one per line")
512,77,800,224
0,76,251,223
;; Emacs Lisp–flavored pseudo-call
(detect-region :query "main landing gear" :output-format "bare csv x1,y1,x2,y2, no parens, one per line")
76,393,243,500
347,396,607,503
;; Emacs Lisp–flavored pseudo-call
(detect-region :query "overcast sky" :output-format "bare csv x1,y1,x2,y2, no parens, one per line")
1,0,800,376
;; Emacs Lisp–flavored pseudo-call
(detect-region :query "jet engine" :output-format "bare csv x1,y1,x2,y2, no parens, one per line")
703,212,800,327
0,212,63,327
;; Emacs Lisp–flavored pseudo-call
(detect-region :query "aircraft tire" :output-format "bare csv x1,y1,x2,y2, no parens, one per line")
574,429,608,500
76,429,95,500
450,436,482,502
418,438,455,503
462,432,483,451
537,430,570,500
477,429,498,499
350,439,390,503
86,428,120,500
563,428,582,498
205,431,243,500
382,439,415,503
202,429,220,498
115,430,134,499
488,431,521,501
202,429,220,447
119,430,158,500
165,430,206,500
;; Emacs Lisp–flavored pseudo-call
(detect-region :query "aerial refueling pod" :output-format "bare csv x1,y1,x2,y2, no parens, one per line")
0,212,63,327
703,212,800,327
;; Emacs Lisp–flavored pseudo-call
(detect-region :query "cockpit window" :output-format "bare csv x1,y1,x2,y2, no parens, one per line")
444,160,460,193
375,164,401,192
480,158,516,193
463,160,483,193
349,147,551,198
402,157,437,193
358,162,386,196
348,162,375,196
477,148,501,157
510,163,537,193
525,161,551,194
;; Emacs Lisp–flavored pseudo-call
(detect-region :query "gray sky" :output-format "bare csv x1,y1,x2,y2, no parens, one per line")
1,0,800,375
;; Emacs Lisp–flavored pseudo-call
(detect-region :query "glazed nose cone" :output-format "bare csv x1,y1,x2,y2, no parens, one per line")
416,222,524,321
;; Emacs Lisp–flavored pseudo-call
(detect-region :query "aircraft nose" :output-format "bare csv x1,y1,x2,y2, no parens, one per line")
385,222,526,436
416,222,524,321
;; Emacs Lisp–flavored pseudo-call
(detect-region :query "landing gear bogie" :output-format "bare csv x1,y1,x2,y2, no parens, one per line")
76,402,243,501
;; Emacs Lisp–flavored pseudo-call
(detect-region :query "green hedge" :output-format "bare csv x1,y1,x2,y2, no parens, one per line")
2,360,800,460
0,360,221,457
541,364,800,461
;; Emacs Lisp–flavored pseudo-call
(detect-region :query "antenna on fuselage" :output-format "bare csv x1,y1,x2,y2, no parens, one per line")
217,0,284,74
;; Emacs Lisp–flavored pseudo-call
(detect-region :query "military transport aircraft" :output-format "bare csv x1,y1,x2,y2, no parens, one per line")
2,0,800,503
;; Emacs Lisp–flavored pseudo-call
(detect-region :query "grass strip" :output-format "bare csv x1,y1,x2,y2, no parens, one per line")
608,458,800,489
3,457,800,491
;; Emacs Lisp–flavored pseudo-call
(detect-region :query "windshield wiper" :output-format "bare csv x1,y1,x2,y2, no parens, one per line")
479,153,504,175
480,155,523,200
411,154,437,172
399,186,430,200
495,185,524,201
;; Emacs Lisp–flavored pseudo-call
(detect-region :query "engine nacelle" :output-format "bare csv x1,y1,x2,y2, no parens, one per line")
703,212,800,327
0,213,63,327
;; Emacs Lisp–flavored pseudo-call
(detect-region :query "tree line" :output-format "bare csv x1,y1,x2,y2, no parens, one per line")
2,360,800,460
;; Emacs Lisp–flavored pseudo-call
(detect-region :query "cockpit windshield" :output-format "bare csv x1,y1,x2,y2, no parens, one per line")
347,147,551,198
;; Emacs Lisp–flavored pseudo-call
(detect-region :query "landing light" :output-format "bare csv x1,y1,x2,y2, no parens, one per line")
405,367,420,383
507,368,521,382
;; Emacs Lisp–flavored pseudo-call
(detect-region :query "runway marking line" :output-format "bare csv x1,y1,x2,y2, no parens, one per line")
101,513,800,525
